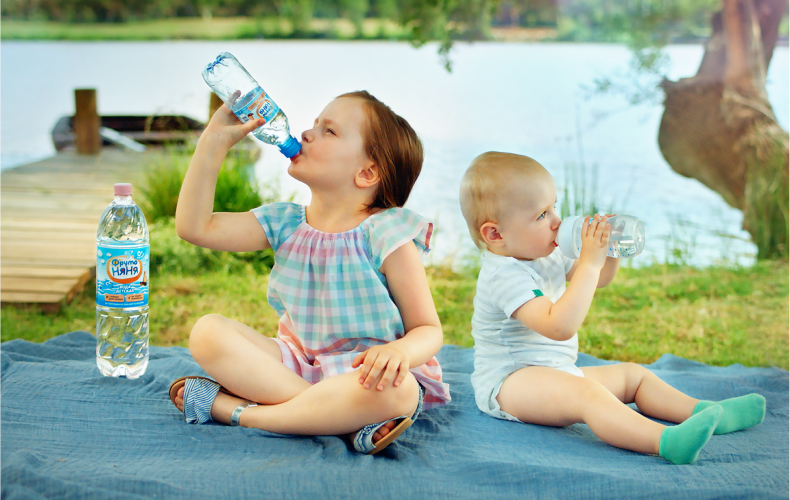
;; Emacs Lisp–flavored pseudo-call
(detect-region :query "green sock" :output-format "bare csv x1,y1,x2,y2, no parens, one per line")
659,405,722,465
694,393,766,434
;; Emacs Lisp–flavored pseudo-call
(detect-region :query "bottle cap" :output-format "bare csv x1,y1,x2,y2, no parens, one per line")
557,215,583,259
279,136,302,159
114,183,133,196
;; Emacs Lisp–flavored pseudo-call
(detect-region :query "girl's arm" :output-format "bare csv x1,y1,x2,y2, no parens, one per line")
352,241,443,391
512,215,610,341
175,105,271,252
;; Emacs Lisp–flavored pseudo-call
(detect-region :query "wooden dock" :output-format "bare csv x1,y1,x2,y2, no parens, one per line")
1,149,149,312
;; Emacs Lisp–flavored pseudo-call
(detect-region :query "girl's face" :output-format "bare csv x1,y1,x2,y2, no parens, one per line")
288,97,373,192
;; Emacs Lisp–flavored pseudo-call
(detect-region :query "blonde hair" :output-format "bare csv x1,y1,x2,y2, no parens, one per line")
459,152,549,248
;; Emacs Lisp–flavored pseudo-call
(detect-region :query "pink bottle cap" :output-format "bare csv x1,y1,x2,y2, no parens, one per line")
114,183,133,196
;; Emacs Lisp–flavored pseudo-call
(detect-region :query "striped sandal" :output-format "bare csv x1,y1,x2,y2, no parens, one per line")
352,384,425,455
168,376,257,426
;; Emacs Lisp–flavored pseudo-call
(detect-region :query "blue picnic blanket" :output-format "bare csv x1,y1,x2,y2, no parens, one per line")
2,331,788,499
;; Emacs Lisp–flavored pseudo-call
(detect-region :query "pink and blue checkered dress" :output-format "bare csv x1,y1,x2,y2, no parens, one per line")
252,202,451,409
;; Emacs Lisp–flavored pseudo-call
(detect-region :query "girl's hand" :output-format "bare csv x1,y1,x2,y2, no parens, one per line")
352,345,411,391
578,214,610,270
201,95,263,151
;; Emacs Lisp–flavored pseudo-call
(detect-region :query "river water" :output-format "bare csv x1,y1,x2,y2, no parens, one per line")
2,41,787,266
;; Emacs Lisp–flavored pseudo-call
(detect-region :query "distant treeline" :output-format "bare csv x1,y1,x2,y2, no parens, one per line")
0,0,730,41
0,0,688,26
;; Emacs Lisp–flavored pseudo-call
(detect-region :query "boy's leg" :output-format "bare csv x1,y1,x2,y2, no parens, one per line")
583,363,765,435
580,363,698,423
497,366,665,454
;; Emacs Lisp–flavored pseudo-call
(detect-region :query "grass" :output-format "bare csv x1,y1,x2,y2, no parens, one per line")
2,257,787,370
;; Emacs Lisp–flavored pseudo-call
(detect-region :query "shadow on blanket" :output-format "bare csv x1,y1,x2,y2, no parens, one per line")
2,331,788,499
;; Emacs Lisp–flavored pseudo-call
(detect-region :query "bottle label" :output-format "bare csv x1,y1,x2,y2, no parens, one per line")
96,245,149,308
232,87,280,125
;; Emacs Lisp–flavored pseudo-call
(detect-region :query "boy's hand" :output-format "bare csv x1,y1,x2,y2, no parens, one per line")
200,96,263,151
578,214,610,270
352,345,411,391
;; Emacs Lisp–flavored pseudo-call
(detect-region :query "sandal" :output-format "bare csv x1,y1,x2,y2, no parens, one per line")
352,384,425,455
169,376,256,426
352,415,414,455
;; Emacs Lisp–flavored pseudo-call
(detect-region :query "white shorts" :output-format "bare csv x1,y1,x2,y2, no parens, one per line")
474,363,584,423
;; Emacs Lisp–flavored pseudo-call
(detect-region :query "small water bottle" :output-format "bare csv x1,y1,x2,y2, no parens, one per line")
202,52,301,159
96,183,150,379
557,215,645,259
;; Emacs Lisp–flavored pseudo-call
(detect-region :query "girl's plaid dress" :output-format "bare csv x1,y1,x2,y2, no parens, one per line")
252,202,451,409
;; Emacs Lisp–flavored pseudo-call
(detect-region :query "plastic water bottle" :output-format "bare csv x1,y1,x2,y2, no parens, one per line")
96,183,150,379
202,52,301,159
557,215,645,259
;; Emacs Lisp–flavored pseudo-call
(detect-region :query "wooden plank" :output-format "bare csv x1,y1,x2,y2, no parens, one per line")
1,215,100,226
1,291,64,303
1,277,79,294
1,194,111,212
1,266,92,280
1,217,98,229
1,291,65,313
1,230,96,244
1,259,95,268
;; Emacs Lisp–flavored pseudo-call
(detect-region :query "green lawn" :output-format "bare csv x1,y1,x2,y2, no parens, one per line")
2,260,787,369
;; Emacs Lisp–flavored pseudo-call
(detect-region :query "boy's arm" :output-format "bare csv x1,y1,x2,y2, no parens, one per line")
566,256,620,288
513,215,611,341
175,105,271,252
512,263,599,341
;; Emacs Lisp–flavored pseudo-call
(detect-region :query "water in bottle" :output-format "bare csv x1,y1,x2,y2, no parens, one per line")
557,215,645,259
202,52,301,158
96,183,150,379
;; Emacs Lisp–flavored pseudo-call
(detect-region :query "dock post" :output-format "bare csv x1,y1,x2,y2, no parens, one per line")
74,89,101,155
209,92,223,122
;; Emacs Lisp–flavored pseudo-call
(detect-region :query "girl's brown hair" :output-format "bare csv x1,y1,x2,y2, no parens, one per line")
337,91,423,210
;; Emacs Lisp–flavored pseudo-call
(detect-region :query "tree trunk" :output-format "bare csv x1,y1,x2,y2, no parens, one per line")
657,0,788,259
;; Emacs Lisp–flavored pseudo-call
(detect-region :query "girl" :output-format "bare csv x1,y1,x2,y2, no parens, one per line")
169,91,451,455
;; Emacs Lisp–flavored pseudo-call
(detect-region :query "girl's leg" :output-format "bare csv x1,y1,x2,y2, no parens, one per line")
580,363,698,423
497,366,665,454
211,371,421,436
187,314,311,404
177,314,417,438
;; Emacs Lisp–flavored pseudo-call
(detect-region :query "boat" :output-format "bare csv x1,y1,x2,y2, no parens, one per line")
51,114,261,161
51,115,205,151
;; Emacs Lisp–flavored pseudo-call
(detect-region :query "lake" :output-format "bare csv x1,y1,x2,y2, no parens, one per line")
2,40,788,266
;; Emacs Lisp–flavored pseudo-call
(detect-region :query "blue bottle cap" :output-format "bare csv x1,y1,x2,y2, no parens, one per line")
278,136,302,159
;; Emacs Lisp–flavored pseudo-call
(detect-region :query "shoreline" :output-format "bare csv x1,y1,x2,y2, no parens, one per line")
3,18,787,44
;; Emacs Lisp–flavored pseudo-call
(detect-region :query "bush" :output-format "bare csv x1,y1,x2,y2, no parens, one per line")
150,218,274,275
140,142,277,275
138,142,266,222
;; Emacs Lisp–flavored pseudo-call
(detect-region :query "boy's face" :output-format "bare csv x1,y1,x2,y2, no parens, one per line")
485,173,562,261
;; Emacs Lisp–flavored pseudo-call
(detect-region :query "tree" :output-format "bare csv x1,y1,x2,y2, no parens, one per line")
658,0,788,259
402,0,788,259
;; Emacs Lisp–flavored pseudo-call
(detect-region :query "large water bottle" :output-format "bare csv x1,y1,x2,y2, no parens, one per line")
202,52,301,159
557,215,645,259
96,183,150,379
